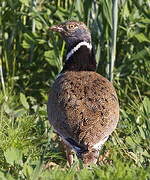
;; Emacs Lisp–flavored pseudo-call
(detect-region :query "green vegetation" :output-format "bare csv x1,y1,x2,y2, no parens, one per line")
0,0,150,179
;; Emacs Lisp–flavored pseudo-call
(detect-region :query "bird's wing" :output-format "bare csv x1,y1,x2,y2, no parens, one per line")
48,71,119,149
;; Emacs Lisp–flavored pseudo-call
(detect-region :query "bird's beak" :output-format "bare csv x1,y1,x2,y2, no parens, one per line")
49,25,64,33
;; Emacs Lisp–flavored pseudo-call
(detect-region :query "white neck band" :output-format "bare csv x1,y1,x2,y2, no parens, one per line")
66,41,92,61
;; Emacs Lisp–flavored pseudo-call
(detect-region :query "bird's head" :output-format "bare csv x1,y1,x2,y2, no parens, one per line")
50,20,91,46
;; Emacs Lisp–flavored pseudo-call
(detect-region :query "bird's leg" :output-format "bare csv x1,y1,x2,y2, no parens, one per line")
66,146,74,167
61,139,74,166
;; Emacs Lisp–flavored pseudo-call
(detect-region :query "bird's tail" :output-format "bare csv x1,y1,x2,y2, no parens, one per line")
78,148,99,165
65,137,99,165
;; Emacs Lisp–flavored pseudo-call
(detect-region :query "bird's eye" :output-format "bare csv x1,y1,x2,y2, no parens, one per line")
67,24,77,30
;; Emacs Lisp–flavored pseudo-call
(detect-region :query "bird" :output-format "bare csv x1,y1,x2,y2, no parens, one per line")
47,20,119,166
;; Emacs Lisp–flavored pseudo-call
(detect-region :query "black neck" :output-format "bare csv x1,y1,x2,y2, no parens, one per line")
61,42,96,72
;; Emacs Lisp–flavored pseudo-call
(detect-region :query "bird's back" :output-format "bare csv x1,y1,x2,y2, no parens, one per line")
48,71,119,149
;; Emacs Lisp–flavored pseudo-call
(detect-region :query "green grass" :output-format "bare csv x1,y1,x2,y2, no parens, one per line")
0,0,150,179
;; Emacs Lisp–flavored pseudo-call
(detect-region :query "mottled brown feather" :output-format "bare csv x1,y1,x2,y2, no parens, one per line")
48,71,119,149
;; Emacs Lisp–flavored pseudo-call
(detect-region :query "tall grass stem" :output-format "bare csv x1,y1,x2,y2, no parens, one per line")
0,60,6,98
110,0,118,81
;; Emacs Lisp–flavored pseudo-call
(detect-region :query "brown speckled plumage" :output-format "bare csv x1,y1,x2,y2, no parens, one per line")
48,71,119,145
48,21,119,165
